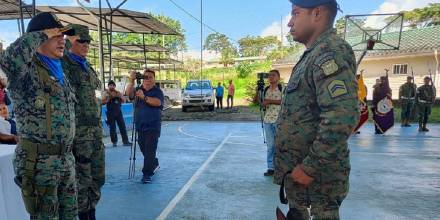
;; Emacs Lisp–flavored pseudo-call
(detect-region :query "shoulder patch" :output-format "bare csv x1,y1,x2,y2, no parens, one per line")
327,80,347,98
321,59,339,76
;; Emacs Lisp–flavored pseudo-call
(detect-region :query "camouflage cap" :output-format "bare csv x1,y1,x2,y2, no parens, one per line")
69,24,92,41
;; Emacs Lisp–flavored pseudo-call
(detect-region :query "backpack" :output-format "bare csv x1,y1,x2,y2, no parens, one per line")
263,84,283,97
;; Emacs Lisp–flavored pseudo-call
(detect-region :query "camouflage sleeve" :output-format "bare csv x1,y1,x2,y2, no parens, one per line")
301,52,359,178
0,31,48,82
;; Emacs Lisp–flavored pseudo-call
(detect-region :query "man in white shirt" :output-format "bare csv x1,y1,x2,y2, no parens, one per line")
262,70,283,176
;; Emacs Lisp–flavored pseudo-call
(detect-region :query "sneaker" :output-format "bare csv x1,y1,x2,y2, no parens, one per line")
141,175,152,184
123,142,132,147
112,143,117,147
264,169,274,176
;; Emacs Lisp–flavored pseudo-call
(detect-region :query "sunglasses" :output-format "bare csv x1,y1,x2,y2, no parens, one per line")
76,39,91,44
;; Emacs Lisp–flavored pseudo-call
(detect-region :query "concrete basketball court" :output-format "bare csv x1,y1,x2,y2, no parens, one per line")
98,122,440,220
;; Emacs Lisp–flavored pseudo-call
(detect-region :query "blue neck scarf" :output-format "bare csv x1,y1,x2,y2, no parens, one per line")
37,53,65,86
68,52,89,72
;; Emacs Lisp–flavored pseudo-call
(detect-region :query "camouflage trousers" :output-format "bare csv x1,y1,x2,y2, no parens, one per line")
400,100,414,121
13,145,77,220
417,103,432,125
73,126,105,214
284,170,349,220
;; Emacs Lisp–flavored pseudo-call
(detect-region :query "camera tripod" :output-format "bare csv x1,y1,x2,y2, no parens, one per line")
128,79,142,179
257,76,267,144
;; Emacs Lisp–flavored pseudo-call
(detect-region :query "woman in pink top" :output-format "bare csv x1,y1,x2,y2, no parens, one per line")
227,80,235,109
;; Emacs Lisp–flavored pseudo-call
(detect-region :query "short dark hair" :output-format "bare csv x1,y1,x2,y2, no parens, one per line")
108,80,116,86
143,68,156,77
269,69,280,77
322,2,338,25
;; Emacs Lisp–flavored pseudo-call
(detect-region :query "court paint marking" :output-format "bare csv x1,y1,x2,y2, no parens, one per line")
177,124,213,141
156,133,232,220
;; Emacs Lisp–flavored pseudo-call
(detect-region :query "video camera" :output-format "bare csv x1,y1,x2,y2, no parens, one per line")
257,72,269,91
135,72,143,85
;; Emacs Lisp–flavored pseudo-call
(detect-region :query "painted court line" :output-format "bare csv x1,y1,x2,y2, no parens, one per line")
156,133,232,220
177,124,213,141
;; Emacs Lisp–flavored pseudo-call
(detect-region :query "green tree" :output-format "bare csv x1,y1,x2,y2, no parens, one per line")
235,61,254,78
335,17,346,36
204,33,237,67
403,3,440,28
238,36,280,57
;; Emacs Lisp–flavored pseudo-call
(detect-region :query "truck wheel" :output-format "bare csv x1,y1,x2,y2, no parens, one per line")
209,105,215,112
182,106,187,112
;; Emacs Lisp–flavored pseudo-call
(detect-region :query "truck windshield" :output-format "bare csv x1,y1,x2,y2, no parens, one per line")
186,82,211,90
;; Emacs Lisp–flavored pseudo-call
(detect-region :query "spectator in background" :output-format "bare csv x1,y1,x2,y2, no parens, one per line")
0,77,11,106
261,70,283,176
102,80,131,147
0,103,17,144
215,82,224,109
226,80,235,109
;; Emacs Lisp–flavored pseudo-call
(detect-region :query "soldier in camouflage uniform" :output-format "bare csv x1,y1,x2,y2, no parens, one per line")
64,24,105,220
274,1,359,219
416,76,436,132
399,76,416,127
0,12,78,219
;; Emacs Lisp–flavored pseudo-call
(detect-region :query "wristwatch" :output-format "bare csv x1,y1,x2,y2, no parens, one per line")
144,96,149,103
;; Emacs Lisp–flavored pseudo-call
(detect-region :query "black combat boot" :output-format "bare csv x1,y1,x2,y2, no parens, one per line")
78,212,89,220
88,209,96,220
422,124,429,132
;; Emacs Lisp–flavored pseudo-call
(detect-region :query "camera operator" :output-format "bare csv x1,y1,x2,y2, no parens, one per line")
126,69,164,184
261,70,283,176
102,80,131,147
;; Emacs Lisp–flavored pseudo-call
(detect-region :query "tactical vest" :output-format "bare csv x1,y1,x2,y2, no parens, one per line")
12,57,76,145
64,56,102,127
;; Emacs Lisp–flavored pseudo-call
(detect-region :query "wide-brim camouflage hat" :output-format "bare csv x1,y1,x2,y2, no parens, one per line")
69,24,92,41
26,12,75,36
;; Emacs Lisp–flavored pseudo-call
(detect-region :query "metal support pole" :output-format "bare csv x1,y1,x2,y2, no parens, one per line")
159,52,162,79
18,0,25,36
77,0,105,89
32,0,36,16
98,0,106,89
142,34,147,68
106,0,114,81
16,19,22,36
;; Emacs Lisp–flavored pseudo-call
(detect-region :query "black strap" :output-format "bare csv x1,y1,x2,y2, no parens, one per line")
279,171,292,204
263,84,283,97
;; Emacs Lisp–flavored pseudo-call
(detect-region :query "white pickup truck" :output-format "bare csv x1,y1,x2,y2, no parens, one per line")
181,80,215,112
